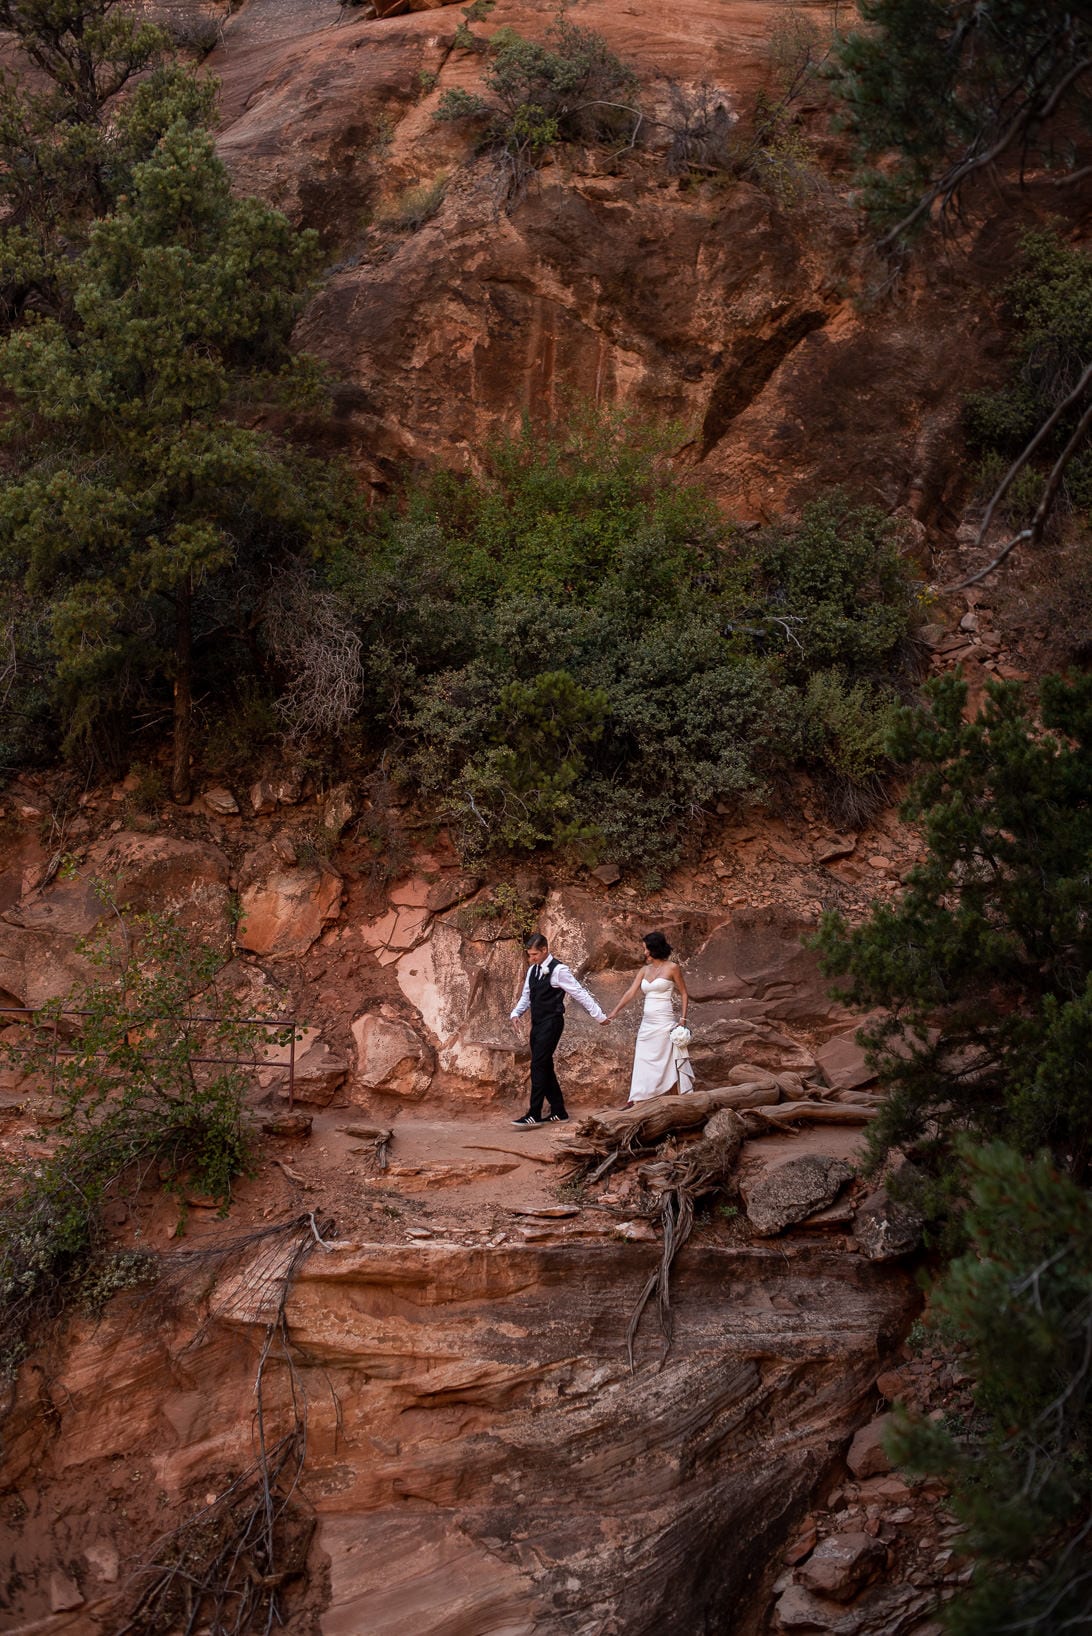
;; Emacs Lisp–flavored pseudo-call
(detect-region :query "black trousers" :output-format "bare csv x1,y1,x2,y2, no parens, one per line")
528,1013,566,1118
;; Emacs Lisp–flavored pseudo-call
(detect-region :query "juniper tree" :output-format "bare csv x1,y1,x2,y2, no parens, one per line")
0,123,352,798
816,670,1092,1194
0,0,216,325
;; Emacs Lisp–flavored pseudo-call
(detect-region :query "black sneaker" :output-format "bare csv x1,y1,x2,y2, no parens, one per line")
511,1113,540,1127
546,1112,569,1123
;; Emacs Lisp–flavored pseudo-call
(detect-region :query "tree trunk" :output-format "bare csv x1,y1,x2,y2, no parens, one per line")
171,575,193,804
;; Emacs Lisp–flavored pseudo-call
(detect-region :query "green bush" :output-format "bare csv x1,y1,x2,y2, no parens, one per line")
0,910,290,1375
340,413,921,869
434,16,638,173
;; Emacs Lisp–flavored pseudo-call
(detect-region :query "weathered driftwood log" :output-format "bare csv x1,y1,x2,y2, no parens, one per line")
337,1123,394,1169
740,1100,879,1132
560,1083,780,1171
626,1108,747,1369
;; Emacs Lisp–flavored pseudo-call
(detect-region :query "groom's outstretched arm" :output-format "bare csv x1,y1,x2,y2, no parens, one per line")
510,969,532,1022
553,963,607,1024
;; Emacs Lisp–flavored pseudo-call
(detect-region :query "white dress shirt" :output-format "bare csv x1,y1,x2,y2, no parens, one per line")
511,956,606,1023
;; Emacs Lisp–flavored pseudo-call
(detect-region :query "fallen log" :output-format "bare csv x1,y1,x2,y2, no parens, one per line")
565,1082,780,1156
741,1100,879,1132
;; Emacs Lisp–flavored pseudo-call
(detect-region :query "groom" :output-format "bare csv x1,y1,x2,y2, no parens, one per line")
509,933,609,1126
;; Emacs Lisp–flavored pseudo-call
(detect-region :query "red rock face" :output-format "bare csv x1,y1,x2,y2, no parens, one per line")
200,0,1002,523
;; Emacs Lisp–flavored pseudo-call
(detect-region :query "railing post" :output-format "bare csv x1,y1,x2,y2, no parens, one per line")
289,1028,296,1112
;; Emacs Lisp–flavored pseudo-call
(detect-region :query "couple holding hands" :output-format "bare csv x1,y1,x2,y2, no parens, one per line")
509,931,692,1127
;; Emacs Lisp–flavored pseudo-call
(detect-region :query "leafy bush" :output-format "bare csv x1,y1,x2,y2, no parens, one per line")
337,413,920,870
434,16,638,182
0,911,287,1376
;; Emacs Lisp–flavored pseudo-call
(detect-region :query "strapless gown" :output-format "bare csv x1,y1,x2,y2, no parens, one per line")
629,977,682,1102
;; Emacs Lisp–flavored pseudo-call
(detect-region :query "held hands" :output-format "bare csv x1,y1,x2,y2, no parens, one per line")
598,1015,611,1026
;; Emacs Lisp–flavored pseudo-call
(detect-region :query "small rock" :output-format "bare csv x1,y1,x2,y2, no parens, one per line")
83,1541,119,1582
959,609,979,632
18,803,42,820
815,834,857,864
250,779,278,816
50,1570,84,1612
875,1368,905,1400
846,1414,896,1479
887,1506,915,1524
590,862,621,886
774,1583,843,1630
867,854,893,872
712,857,730,879
853,1187,924,1261
260,1113,313,1139
797,1531,885,1602
616,1220,657,1242
784,1517,818,1565
203,787,239,816
405,1226,433,1239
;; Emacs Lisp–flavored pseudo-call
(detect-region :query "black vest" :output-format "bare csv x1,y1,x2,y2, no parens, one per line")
529,956,564,1021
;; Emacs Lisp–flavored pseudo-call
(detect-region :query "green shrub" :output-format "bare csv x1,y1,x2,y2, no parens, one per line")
434,16,638,176
798,669,899,826
816,670,1092,1190
0,911,288,1375
751,493,921,680
347,413,919,868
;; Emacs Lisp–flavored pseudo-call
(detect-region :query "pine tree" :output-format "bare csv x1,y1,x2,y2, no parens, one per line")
0,0,215,325
887,1143,1092,1635
816,671,1092,1192
834,0,1092,233
0,123,352,799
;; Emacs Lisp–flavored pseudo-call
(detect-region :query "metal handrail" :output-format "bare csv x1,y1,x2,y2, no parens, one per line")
0,1006,301,1109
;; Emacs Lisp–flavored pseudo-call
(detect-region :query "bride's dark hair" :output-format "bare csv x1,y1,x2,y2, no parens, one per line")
643,932,672,960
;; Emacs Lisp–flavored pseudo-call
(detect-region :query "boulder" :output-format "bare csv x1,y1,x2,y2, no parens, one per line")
690,1009,817,1080
814,1029,878,1093
6,832,233,957
846,1414,895,1479
774,1584,846,1631
796,1532,885,1602
261,1112,314,1138
237,854,342,957
687,910,847,1023
351,1009,435,1099
287,1040,350,1106
743,1156,854,1237
853,1187,924,1261
250,779,278,815
202,786,239,815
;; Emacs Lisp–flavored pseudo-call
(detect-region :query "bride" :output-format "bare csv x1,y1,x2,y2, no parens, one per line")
605,932,691,1105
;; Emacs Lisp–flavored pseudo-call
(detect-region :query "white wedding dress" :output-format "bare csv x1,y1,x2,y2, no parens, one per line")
628,977,682,1102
